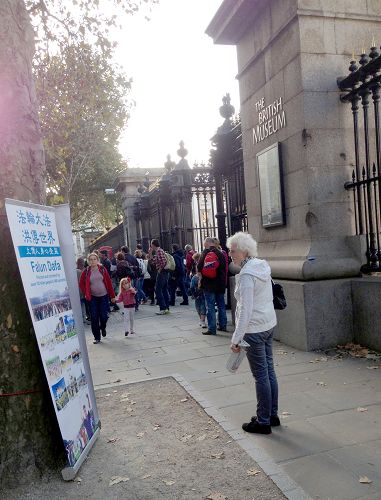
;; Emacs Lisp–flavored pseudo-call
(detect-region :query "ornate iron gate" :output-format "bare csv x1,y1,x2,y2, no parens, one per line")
338,45,381,272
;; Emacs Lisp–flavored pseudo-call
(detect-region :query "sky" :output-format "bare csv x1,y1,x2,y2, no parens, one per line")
114,0,239,169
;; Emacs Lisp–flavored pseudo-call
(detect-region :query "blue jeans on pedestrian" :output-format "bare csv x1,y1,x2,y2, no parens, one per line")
136,277,147,303
89,295,109,341
244,329,278,425
155,270,170,311
203,291,227,334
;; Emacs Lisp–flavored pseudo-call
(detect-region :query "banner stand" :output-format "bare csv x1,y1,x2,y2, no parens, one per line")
61,427,101,481
55,204,100,480
5,199,101,483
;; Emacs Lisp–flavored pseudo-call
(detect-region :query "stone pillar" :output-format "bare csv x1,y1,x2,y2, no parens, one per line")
207,0,381,350
170,142,194,249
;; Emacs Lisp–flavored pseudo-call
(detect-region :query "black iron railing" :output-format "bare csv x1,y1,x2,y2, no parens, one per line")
338,45,381,271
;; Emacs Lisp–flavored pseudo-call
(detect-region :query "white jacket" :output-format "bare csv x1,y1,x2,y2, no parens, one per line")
231,258,277,345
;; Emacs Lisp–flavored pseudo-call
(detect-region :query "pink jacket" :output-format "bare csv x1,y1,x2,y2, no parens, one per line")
116,288,136,306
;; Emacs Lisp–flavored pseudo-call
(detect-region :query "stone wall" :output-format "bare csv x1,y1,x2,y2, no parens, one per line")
233,0,381,280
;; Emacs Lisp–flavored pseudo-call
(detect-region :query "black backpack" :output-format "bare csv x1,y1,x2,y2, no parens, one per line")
272,280,287,310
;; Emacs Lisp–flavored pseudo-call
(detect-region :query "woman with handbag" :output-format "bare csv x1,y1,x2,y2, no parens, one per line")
226,232,279,435
79,253,116,344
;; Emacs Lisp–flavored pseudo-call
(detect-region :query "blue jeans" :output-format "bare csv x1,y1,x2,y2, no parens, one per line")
155,270,170,311
89,295,109,341
245,329,278,425
136,277,147,303
203,291,227,334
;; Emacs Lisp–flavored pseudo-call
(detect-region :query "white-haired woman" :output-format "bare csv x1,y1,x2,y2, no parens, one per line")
227,231,279,435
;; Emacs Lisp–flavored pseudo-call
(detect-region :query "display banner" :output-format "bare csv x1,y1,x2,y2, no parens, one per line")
5,199,100,480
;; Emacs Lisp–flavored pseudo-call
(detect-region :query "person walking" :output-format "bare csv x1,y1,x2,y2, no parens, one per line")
149,239,170,315
121,246,141,311
169,243,188,306
76,257,89,324
227,231,278,435
184,243,196,292
197,237,227,335
134,249,148,305
116,277,137,336
79,253,116,344
189,253,207,328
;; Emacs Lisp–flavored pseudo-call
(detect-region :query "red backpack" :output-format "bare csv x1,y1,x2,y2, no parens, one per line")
201,251,220,279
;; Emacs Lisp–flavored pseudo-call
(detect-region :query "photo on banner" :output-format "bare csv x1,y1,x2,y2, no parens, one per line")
5,200,99,470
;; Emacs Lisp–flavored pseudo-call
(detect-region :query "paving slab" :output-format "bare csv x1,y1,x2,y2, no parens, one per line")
282,452,378,500
85,302,381,499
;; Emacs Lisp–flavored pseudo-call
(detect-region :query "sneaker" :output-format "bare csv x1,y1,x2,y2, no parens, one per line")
180,301,189,305
101,329,107,337
130,331,135,335
242,421,271,434
156,310,167,315
93,339,101,344
164,309,170,314
202,330,216,336
201,323,207,329
125,331,129,337
217,326,228,332
252,415,280,427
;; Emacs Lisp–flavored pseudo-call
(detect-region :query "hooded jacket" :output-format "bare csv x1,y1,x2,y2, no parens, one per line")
231,258,277,345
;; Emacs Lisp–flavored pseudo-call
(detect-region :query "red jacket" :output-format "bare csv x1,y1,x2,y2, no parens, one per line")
79,265,115,302
116,288,136,306
185,250,196,275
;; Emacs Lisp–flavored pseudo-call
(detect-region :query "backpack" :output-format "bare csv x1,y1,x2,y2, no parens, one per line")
201,251,220,279
164,252,176,271
272,280,287,310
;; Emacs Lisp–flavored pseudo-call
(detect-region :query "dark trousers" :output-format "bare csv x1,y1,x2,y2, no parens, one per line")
89,295,109,341
144,278,155,303
169,275,188,304
245,329,278,425
155,270,170,311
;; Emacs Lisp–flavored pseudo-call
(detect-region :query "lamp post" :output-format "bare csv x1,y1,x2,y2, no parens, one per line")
104,188,124,248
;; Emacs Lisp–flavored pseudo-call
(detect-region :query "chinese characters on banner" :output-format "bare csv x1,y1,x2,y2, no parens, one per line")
5,200,99,469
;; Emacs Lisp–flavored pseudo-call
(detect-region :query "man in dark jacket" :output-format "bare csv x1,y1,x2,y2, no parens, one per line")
169,244,188,306
197,237,227,335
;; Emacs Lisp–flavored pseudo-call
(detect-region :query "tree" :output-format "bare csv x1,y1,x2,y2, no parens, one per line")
35,42,131,230
0,0,157,487
0,0,63,488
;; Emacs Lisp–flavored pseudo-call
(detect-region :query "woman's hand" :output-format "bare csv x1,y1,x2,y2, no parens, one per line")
110,298,116,304
230,344,241,353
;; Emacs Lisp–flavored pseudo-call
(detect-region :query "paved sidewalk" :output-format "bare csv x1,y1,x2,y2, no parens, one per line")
86,302,381,500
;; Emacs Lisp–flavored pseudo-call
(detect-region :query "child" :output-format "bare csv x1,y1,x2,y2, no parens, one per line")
190,253,207,329
116,277,136,336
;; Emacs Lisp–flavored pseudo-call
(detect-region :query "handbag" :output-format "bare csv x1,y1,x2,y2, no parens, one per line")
272,280,287,310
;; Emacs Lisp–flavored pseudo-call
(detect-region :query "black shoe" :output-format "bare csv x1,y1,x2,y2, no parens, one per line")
169,302,175,306
251,415,280,427
113,306,120,312
101,329,107,337
217,326,228,332
180,301,189,305
125,331,129,337
242,421,271,434
202,330,216,336
93,340,101,344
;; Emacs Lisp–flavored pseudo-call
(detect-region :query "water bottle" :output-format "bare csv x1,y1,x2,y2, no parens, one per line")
226,340,250,373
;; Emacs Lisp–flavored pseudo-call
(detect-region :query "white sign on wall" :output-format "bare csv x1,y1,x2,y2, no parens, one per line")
253,97,286,144
5,199,99,480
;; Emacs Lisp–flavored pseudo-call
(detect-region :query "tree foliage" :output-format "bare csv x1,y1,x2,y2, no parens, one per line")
35,42,131,229
26,0,158,58
28,0,159,230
